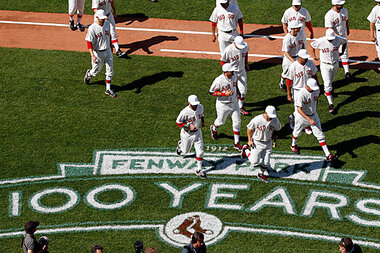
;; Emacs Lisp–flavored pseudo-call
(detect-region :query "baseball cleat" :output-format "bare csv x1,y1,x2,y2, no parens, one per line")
344,72,352,81
69,20,77,31
196,170,207,179
326,154,337,161
240,144,249,159
105,89,117,98
84,69,91,84
304,126,312,135
291,145,300,154
289,114,295,130
328,104,336,114
233,143,243,152
240,107,250,116
77,23,85,32
176,140,182,155
257,173,269,183
279,79,286,92
210,125,218,140
116,50,127,58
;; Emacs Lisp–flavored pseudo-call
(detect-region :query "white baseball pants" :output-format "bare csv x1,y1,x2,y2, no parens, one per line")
179,129,204,158
107,14,118,41
218,30,239,54
339,41,349,62
320,62,339,93
376,29,380,59
214,100,241,132
68,0,85,16
248,139,272,167
293,113,325,142
89,49,114,79
281,56,297,78
237,69,247,98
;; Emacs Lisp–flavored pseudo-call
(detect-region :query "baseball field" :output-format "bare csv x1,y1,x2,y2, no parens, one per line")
0,0,379,252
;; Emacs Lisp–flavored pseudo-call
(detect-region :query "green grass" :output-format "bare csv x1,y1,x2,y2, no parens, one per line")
0,0,376,30
0,48,379,252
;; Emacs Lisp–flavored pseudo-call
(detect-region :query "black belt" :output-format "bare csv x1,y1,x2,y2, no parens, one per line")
322,61,338,65
222,29,235,33
97,49,107,52
306,113,314,116
106,13,111,16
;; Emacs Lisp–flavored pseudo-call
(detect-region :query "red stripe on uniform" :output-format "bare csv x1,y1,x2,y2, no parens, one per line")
293,136,297,140
87,41,93,49
106,80,111,83
176,122,185,128
111,40,118,44
196,157,203,161
287,79,292,86
221,61,226,66
319,141,326,146
238,97,244,101
233,131,240,135
325,92,332,96
211,22,217,27
342,62,349,66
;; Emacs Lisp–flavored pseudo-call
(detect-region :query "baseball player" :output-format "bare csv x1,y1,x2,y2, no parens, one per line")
281,0,314,49
311,29,347,114
291,78,336,161
279,20,304,92
325,0,351,80
221,36,250,116
209,63,242,151
92,0,126,58
210,0,244,54
68,0,86,32
367,0,380,60
83,10,117,98
241,106,282,183
176,95,206,179
285,49,319,134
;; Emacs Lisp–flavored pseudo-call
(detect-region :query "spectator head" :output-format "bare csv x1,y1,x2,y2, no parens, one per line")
92,245,104,253
24,221,39,234
339,237,353,253
191,232,205,248
144,247,158,253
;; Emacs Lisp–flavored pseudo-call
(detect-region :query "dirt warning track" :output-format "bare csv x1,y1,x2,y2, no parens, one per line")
0,10,379,69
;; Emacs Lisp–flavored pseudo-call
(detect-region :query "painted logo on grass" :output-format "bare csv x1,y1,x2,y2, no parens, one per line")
1,148,379,250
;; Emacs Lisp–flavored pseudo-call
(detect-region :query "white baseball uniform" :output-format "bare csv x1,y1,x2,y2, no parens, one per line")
293,88,325,142
246,114,282,168
92,0,118,45
176,104,204,159
367,4,380,59
281,32,304,78
281,7,311,47
311,35,346,93
209,73,241,134
325,8,349,62
221,43,249,99
69,0,85,21
85,20,113,80
210,4,243,54
285,60,318,107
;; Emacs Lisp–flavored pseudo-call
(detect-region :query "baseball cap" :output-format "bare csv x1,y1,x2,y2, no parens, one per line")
306,78,319,91
332,0,345,5
95,9,108,20
292,0,302,5
326,29,336,40
298,49,311,59
188,95,200,106
288,20,303,29
376,0,380,2
265,106,277,118
25,221,40,234
219,0,228,4
234,36,247,50
222,63,234,72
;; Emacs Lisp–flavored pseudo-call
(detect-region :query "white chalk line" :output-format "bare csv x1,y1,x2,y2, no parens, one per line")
2,224,379,249
0,20,375,45
160,48,380,65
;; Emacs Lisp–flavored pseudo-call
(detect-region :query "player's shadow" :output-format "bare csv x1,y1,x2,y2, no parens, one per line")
349,56,380,71
245,25,284,41
299,135,380,160
334,85,380,112
216,133,248,143
332,68,369,90
321,111,380,132
244,95,288,114
119,36,179,55
248,58,282,71
115,13,149,25
114,71,184,93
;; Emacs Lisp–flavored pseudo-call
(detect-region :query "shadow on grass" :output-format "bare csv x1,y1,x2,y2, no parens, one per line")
120,36,179,55
334,85,380,112
248,58,282,71
245,25,284,41
115,13,149,25
114,71,184,93
332,68,369,90
244,95,288,114
322,111,380,132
